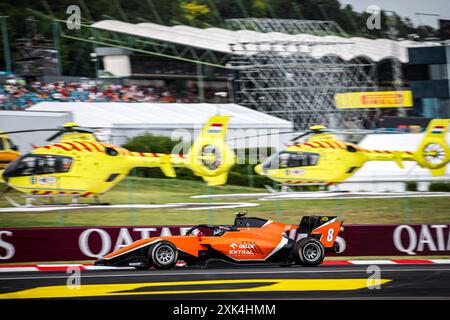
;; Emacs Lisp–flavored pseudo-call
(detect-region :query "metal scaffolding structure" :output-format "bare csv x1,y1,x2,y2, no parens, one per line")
385,12,406,117
226,18,378,129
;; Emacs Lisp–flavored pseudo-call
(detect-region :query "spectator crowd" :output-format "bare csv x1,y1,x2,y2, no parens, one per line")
0,77,228,110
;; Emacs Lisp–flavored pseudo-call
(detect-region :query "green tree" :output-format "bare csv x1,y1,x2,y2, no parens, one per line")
180,1,211,25
122,133,180,153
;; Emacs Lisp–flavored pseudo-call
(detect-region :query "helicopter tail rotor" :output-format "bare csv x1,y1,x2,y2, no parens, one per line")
184,116,236,186
414,119,450,176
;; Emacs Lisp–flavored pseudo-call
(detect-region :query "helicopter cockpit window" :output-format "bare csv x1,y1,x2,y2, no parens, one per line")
0,138,4,150
7,139,18,151
7,155,73,176
286,152,319,167
35,156,72,174
17,156,36,175
262,151,319,170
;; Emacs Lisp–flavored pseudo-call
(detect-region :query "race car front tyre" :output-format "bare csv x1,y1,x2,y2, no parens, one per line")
148,240,179,269
293,238,325,266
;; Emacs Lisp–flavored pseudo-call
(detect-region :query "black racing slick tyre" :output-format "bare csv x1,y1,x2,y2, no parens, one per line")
293,238,325,267
148,241,179,269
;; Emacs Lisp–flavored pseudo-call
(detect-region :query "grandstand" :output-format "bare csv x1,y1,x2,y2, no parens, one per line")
91,19,436,62
0,78,231,110
1,16,443,129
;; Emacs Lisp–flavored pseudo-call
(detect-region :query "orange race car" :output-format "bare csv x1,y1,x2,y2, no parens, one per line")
95,213,343,270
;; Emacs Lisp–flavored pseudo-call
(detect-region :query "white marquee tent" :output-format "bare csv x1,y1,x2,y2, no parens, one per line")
28,102,293,148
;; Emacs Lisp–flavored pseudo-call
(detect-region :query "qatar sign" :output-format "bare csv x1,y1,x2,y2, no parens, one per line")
0,224,449,263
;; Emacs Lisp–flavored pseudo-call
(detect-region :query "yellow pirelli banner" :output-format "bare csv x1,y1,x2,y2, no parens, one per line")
335,90,413,109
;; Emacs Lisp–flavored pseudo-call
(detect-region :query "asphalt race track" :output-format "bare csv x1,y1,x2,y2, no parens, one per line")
0,264,449,300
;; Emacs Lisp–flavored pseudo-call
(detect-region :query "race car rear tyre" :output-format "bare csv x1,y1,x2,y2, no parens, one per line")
293,238,325,267
148,240,179,269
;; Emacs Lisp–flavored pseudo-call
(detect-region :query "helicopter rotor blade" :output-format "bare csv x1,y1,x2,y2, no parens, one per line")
225,130,299,142
46,131,65,142
3,124,100,144
290,131,313,142
288,128,404,141
72,127,95,134
1,129,60,135
223,126,409,145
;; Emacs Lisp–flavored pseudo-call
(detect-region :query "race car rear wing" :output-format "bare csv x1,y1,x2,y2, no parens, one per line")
296,215,343,249
297,216,335,233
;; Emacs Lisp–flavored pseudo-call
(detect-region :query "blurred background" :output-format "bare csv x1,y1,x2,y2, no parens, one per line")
0,0,449,228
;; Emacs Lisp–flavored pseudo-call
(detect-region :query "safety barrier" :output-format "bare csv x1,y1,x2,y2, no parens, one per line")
0,224,449,263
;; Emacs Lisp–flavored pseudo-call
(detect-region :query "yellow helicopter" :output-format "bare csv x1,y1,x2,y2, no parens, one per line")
0,116,235,205
254,119,450,185
0,132,20,169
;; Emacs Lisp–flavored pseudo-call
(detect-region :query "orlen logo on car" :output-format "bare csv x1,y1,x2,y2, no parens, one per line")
229,242,256,255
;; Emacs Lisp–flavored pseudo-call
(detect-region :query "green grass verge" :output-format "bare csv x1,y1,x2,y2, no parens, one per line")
0,177,449,227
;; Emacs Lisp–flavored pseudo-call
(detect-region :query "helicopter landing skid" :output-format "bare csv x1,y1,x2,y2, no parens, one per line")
4,196,43,207
4,195,107,208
